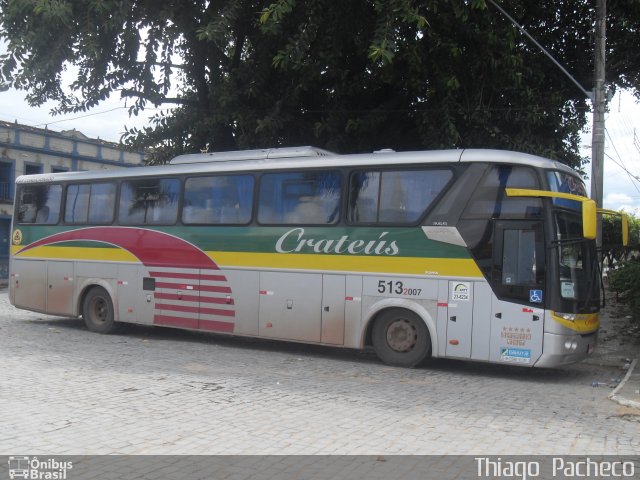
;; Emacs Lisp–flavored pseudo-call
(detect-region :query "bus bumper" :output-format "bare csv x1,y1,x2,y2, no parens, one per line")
534,331,598,367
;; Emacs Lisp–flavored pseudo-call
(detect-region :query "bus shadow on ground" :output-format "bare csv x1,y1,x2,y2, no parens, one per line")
20,314,595,385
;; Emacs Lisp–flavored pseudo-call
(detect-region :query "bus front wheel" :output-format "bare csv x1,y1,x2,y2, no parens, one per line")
82,286,118,334
372,308,431,367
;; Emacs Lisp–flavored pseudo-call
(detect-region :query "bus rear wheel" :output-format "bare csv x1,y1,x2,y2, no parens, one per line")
372,308,431,367
82,286,118,334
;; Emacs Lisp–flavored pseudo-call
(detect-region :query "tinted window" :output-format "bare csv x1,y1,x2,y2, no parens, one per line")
258,171,342,224
548,171,587,196
502,229,537,286
463,165,542,218
16,184,62,224
119,178,180,225
348,169,452,224
183,175,254,224
65,183,116,224
547,171,586,210
493,221,545,304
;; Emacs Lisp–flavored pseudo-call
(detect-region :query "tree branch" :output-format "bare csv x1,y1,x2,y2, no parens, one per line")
135,61,187,70
120,89,199,106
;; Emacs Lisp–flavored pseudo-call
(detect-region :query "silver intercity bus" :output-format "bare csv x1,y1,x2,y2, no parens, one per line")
10,147,602,367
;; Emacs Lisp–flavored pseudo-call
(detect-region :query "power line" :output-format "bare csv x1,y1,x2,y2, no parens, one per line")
486,0,592,100
32,107,132,127
603,128,640,196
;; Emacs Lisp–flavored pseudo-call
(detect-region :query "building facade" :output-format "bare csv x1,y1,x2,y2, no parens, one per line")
0,120,145,279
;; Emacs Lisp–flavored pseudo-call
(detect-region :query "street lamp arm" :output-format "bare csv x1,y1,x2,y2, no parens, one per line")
486,0,593,101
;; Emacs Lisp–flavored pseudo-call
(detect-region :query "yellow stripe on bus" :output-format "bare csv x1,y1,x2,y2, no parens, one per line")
12,245,139,263
11,245,483,277
550,311,600,333
208,251,483,277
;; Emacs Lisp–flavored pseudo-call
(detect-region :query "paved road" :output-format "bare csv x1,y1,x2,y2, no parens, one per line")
1,292,638,455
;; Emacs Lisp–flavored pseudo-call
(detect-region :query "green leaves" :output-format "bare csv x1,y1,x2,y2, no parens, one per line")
1,0,638,169
259,0,296,29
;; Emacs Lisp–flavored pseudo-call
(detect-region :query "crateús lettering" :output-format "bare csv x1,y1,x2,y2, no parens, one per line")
275,228,399,256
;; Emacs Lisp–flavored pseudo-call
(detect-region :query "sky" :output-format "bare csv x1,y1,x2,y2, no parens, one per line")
1,73,639,215
588,89,640,215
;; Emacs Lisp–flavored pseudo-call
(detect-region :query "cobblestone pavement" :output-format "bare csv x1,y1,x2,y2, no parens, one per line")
1,291,638,455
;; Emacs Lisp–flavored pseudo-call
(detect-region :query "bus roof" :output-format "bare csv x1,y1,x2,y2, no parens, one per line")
15,148,579,184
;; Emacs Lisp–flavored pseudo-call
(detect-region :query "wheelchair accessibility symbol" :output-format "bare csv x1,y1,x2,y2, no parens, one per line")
530,290,543,303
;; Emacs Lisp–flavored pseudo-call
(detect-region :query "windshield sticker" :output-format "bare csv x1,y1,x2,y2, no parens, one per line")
529,290,543,303
500,347,531,364
561,282,576,299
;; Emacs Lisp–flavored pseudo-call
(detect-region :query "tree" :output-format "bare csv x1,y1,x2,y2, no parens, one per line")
1,0,639,165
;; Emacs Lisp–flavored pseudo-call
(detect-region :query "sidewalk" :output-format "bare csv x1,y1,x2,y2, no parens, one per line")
609,358,640,409
594,286,640,410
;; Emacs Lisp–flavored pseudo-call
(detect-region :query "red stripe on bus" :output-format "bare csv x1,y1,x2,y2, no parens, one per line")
156,303,235,317
155,281,232,294
154,315,234,333
154,292,235,305
154,315,198,329
17,227,221,270
150,271,227,282
437,302,448,307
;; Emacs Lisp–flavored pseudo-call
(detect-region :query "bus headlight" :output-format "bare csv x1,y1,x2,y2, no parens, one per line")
564,339,578,351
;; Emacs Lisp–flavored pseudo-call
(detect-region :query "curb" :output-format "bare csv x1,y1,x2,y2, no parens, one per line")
608,358,640,409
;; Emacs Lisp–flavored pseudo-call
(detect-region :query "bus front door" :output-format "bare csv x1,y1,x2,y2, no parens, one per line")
489,221,546,365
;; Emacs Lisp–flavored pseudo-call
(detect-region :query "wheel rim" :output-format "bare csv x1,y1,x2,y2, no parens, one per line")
90,297,109,324
385,318,417,352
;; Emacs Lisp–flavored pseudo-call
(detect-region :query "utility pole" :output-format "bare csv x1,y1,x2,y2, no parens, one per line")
487,0,607,245
591,0,606,249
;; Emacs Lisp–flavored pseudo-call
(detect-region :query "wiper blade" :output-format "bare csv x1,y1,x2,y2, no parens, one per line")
551,238,584,246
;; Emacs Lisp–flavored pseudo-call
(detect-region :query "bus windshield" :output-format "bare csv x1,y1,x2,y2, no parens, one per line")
554,210,599,313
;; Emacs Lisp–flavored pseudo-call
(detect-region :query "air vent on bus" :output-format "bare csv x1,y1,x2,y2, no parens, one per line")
169,146,336,164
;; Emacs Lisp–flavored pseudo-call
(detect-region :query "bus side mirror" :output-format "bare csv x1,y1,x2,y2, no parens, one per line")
597,208,629,246
622,213,629,246
582,200,596,240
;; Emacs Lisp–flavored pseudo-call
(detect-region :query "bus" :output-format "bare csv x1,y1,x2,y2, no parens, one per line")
9,147,601,368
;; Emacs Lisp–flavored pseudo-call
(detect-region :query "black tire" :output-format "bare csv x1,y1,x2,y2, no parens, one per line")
371,308,431,367
82,286,118,334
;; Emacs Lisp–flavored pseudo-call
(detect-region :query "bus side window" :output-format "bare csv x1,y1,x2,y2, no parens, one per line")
119,178,180,225
65,183,116,224
463,165,542,219
348,172,379,223
183,175,254,224
17,185,62,225
348,169,452,224
258,171,341,225
379,169,452,222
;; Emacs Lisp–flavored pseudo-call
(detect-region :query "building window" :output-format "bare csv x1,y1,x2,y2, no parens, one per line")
24,163,43,175
0,162,12,202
